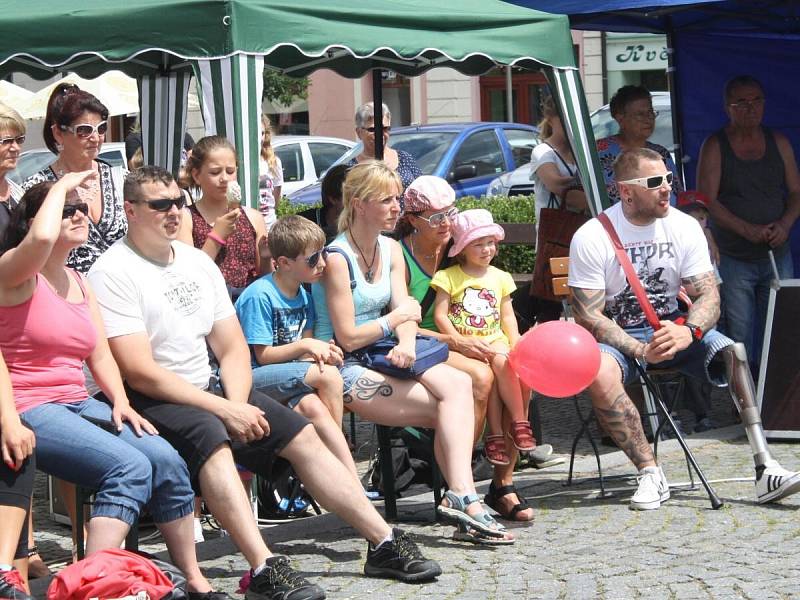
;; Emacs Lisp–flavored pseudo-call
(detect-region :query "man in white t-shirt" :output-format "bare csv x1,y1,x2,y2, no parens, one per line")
88,167,440,600
569,148,800,510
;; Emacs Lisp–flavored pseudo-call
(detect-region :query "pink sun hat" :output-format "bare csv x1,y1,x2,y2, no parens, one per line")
403,176,455,213
448,209,505,257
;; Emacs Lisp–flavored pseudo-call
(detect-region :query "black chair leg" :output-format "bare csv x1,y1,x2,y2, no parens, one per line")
376,425,397,521
637,367,724,510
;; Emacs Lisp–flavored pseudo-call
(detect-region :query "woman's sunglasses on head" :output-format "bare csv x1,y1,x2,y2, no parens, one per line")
619,171,673,190
59,121,108,138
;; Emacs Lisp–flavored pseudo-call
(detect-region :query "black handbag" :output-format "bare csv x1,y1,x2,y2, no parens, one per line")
353,334,449,379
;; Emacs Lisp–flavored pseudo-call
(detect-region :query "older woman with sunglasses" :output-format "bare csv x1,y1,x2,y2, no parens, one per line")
23,84,126,274
596,85,683,206
348,102,421,190
0,103,26,242
0,176,221,596
395,176,534,526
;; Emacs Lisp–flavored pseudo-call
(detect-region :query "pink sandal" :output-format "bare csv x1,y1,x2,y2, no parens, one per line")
508,421,537,452
484,434,511,466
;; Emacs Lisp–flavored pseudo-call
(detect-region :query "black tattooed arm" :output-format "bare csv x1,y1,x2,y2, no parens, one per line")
570,287,645,359
681,271,720,332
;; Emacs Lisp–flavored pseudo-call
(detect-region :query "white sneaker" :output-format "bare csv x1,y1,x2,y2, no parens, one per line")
756,464,800,504
630,466,670,510
193,517,205,543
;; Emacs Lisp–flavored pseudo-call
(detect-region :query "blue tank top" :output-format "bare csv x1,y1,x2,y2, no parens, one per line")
312,232,392,342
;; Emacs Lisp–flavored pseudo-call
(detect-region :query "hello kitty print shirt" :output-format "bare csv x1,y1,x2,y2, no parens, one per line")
430,264,516,345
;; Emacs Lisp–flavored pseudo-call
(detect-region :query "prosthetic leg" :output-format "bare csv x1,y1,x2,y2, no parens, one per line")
721,343,800,503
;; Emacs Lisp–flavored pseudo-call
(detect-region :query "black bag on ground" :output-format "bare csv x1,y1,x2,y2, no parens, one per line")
361,428,435,495
255,458,320,520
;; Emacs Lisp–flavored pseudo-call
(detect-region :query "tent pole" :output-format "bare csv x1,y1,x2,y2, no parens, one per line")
665,20,686,187
373,69,384,161
506,66,514,122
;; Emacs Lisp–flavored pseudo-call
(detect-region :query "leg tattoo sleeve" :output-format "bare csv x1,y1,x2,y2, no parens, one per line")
594,392,654,470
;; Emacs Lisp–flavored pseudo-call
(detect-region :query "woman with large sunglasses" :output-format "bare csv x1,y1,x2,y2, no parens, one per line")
178,135,270,298
312,161,513,543
23,83,127,274
0,103,26,242
0,176,221,596
348,102,421,190
394,176,535,530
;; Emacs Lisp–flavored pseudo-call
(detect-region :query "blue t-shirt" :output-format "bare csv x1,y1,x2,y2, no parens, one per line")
235,273,316,367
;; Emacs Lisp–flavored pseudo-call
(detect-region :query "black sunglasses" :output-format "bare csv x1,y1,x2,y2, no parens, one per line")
62,202,89,219
140,196,187,212
304,248,328,268
364,126,391,133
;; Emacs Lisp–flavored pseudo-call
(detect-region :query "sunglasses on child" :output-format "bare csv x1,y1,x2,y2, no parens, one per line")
618,171,673,190
62,202,89,219
59,121,108,138
0,134,25,146
136,196,187,212
416,207,458,227
303,248,328,268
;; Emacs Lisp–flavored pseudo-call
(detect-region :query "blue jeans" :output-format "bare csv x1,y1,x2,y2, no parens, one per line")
599,316,733,386
22,397,194,526
718,250,793,368
251,361,314,409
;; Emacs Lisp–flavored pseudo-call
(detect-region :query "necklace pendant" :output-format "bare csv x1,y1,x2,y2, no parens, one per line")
365,269,373,283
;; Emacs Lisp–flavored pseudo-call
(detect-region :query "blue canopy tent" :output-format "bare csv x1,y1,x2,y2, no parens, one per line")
504,0,800,273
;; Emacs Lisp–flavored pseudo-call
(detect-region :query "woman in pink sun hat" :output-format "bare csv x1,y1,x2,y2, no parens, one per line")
431,209,537,470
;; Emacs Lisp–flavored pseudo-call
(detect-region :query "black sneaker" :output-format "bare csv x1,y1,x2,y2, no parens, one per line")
0,569,32,600
245,556,325,600
364,528,442,582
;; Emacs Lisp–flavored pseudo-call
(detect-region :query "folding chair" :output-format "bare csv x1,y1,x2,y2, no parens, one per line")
75,486,139,560
550,257,724,509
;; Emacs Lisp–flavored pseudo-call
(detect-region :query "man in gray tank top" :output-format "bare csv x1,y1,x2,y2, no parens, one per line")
697,75,800,372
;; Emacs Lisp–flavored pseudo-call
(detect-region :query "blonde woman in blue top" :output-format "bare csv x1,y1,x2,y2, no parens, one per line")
312,161,512,543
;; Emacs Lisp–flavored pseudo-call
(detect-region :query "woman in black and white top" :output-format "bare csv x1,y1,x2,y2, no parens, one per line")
0,103,26,241
23,84,126,274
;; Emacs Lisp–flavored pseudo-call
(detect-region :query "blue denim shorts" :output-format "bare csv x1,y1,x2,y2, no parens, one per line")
340,359,368,395
252,361,315,409
600,318,733,386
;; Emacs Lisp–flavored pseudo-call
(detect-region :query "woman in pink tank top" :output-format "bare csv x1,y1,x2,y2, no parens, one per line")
0,177,219,595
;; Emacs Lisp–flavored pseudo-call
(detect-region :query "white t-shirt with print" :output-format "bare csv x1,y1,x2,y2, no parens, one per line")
568,202,712,328
530,143,576,227
88,239,236,388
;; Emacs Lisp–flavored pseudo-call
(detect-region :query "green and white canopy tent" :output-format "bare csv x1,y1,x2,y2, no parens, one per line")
0,0,607,213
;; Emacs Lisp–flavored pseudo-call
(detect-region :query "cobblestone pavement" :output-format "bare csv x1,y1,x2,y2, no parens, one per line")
29,389,800,599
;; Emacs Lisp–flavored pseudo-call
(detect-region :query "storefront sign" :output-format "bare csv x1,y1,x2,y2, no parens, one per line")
607,39,668,71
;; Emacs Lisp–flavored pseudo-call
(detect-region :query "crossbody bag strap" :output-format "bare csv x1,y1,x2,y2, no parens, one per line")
597,212,662,331
544,143,576,210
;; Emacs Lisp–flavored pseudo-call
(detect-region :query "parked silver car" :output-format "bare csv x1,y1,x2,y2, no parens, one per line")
273,135,355,195
7,142,127,185
487,92,673,197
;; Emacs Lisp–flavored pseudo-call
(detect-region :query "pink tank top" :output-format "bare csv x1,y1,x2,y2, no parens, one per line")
0,271,96,413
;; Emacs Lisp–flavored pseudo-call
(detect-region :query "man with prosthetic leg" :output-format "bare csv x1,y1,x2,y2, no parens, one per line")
568,148,800,510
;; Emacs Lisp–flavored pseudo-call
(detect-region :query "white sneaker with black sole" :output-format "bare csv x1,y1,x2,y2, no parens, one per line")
630,466,670,510
756,463,800,504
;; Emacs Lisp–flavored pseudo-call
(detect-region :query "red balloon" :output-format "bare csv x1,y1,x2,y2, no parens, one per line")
508,321,601,398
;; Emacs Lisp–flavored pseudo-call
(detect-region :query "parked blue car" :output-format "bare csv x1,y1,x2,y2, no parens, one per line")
287,122,539,205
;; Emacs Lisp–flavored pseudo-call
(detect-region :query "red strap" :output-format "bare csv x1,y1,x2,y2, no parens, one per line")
597,212,662,331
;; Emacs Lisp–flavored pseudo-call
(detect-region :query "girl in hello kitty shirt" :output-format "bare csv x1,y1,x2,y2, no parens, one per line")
431,209,535,466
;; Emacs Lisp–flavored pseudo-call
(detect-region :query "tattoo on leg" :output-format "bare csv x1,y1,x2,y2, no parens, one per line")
352,377,393,402
594,392,653,469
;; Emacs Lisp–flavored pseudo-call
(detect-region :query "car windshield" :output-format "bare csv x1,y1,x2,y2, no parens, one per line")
330,131,458,176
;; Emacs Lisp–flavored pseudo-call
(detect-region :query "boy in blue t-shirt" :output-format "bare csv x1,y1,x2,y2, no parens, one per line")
235,216,357,478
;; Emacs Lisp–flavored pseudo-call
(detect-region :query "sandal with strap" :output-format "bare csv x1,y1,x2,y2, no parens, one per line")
437,490,509,539
483,434,511,466
508,420,536,452
484,481,534,522
452,521,515,545
27,546,52,579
